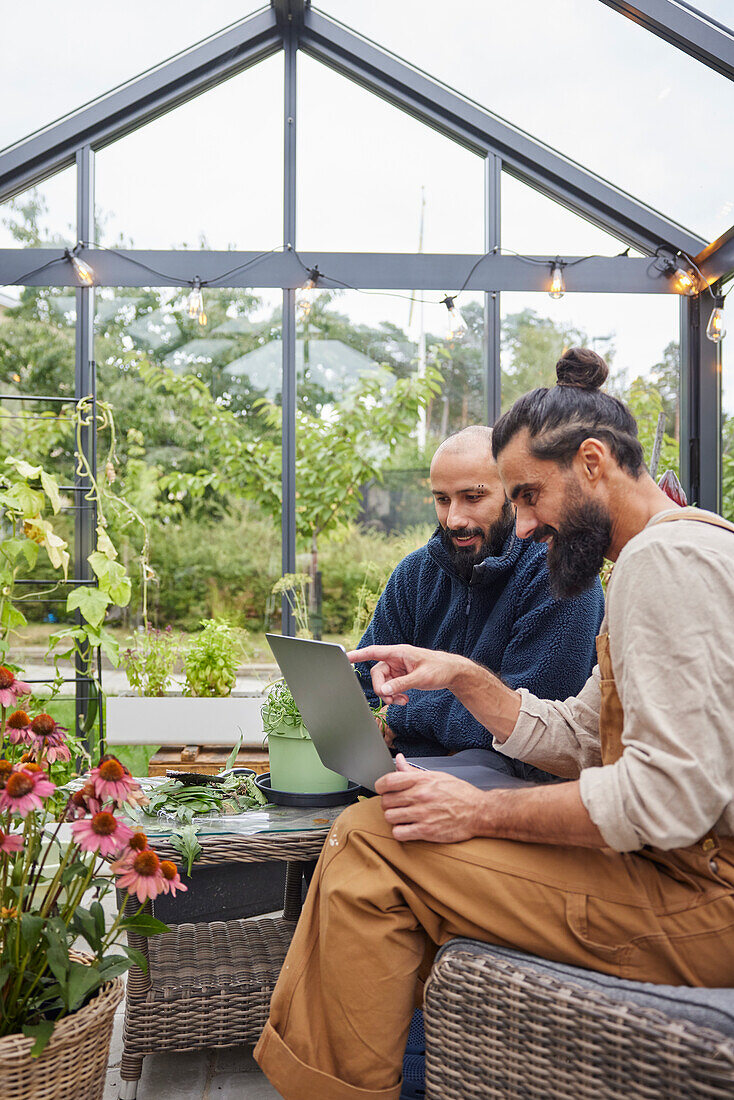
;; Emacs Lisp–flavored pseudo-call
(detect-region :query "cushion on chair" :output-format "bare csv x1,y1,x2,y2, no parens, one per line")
436,939,734,1038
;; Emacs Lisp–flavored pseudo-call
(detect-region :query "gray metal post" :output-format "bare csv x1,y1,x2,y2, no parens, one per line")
281,21,297,636
484,153,502,424
679,294,722,512
74,145,97,748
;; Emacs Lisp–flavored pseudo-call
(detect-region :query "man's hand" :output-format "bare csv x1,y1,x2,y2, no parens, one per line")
373,707,396,748
376,756,605,848
375,754,480,842
347,643,470,705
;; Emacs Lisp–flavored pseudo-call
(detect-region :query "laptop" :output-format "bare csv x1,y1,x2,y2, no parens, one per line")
265,634,537,792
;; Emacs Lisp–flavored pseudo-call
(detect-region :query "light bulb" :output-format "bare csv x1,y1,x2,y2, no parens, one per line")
198,309,208,327
549,263,565,300
673,266,697,296
297,267,320,325
706,304,726,343
441,295,468,341
187,278,204,320
65,248,94,285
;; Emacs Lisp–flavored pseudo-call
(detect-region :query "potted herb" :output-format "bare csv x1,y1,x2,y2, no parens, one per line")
108,618,263,750
0,662,173,1098
262,678,348,794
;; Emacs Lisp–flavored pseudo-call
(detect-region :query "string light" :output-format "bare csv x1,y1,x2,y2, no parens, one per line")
672,265,698,296
64,246,94,286
297,266,321,324
441,295,468,341
706,298,726,343
187,277,207,326
548,261,566,300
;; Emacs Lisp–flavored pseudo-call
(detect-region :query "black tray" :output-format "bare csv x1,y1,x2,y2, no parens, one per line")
256,772,361,808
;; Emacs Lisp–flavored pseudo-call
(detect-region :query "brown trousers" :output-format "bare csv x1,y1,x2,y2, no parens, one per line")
255,797,734,1100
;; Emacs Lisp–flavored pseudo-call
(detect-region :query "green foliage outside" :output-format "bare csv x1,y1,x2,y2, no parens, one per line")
2,189,725,645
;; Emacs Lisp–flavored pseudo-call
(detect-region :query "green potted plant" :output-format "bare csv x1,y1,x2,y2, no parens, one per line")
261,677,348,794
0,661,171,1099
265,575,348,794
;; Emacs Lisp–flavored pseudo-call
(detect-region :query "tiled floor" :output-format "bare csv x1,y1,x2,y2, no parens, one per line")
103,1003,283,1099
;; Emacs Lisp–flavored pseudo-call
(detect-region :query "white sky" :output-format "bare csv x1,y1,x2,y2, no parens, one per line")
0,1,731,406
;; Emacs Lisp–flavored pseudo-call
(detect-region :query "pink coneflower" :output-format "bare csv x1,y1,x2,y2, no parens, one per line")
4,710,34,746
110,832,151,874
0,759,12,789
71,811,134,856
0,767,55,818
115,848,166,903
159,860,188,897
30,713,70,763
0,829,23,854
88,757,137,805
67,782,102,820
0,667,31,708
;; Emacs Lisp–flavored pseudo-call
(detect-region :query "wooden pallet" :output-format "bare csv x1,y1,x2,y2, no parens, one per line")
147,746,270,777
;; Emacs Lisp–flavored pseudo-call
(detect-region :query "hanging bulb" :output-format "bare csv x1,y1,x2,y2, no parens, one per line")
706,301,726,343
673,266,697,296
65,247,94,286
187,277,204,320
297,267,320,324
549,262,565,300
198,309,208,327
441,295,468,341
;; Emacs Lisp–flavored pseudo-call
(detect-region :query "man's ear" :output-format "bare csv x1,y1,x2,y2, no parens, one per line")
575,437,607,487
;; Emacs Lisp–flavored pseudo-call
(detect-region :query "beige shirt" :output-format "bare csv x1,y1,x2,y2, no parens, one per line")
495,509,734,852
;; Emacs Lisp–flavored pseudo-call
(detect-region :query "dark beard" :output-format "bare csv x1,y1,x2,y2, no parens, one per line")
441,500,515,583
534,493,612,600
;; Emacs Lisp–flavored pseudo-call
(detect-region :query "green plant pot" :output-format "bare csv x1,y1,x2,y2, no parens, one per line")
267,719,348,794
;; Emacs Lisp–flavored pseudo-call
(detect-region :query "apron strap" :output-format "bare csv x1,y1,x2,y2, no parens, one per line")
651,508,734,536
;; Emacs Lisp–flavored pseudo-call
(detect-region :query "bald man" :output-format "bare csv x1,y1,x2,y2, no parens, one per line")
354,426,605,779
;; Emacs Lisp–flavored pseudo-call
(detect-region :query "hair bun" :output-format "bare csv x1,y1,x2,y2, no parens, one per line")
556,346,609,390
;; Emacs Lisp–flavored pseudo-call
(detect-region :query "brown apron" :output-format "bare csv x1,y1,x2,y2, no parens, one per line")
597,506,734,872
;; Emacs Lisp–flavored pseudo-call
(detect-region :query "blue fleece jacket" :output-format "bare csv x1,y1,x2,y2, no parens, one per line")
355,527,604,776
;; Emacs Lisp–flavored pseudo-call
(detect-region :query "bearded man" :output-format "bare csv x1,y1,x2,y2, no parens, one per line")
354,424,604,778
255,347,734,1100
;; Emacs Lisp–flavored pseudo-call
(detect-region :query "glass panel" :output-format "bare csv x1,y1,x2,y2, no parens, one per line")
95,55,283,249
502,174,643,257
317,0,734,242
0,168,76,249
297,55,484,254
501,292,681,475
95,286,282,648
0,3,262,152
292,286,486,644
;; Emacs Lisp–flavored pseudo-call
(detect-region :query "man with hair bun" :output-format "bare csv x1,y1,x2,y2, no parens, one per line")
255,348,734,1100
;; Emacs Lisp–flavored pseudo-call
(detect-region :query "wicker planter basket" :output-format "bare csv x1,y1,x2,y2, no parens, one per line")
1,956,124,1100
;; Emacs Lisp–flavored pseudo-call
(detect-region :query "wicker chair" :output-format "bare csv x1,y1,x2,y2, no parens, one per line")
424,940,734,1099
119,830,327,1100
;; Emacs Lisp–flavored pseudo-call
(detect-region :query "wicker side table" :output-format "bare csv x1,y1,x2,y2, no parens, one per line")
119,828,327,1099
424,941,734,1100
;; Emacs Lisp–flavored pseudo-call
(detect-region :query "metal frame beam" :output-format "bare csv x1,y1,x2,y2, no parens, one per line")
694,224,734,284
0,8,280,204
484,154,502,424
74,147,97,748
597,0,734,81
0,248,680,294
679,294,722,511
299,9,705,257
281,19,297,637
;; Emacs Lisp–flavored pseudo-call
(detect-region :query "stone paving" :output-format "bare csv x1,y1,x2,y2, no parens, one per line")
103,997,283,1100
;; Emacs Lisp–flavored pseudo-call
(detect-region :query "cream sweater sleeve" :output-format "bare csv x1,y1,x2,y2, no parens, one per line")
578,530,734,851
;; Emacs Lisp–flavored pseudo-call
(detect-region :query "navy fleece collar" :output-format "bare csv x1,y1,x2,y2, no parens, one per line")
425,524,531,587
